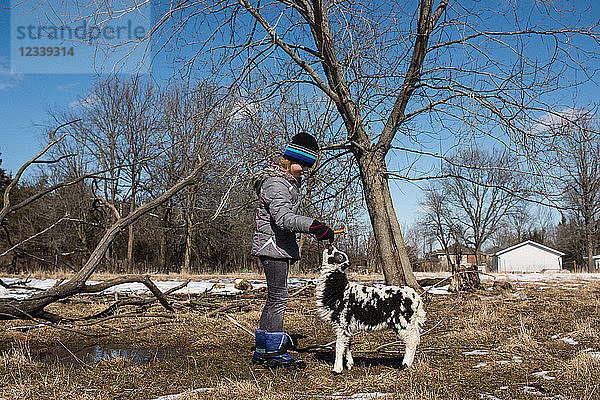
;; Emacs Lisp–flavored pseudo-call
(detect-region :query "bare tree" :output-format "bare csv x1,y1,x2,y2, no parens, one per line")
157,0,600,287
17,0,600,287
546,112,600,271
157,83,231,273
420,187,458,273
49,78,163,271
442,148,529,265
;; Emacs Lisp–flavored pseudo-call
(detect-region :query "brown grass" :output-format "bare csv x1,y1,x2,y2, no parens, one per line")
1,278,600,399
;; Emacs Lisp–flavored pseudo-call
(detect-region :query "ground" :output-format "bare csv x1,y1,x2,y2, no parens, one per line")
0,272,599,400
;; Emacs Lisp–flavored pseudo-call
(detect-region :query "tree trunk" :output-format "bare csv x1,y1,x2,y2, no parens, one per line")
159,232,167,273
357,154,418,289
586,221,594,272
183,192,194,274
382,177,419,288
127,189,136,273
449,265,482,293
127,225,134,272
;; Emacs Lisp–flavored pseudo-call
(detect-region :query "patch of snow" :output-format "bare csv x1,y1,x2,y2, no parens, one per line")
532,370,557,380
480,394,502,400
522,386,565,400
328,393,393,399
551,334,579,345
0,277,275,299
560,337,578,345
347,394,393,399
463,349,489,356
498,386,509,390
582,348,600,359
0,278,58,300
494,356,522,365
7,324,46,332
149,388,212,400
473,362,488,368
422,284,452,295
483,272,600,288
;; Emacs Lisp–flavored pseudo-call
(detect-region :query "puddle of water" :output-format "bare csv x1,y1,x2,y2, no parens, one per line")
33,344,184,365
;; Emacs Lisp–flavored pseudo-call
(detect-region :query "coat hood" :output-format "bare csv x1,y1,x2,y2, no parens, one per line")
251,163,299,194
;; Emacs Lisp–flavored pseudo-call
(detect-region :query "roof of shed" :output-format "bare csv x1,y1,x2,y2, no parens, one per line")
494,240,565,257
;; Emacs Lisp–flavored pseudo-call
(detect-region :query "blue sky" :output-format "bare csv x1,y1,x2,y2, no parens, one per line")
0,1,94,173
1,0,599,227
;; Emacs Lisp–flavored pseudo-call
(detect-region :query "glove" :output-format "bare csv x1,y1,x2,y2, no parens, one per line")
309,220,334,242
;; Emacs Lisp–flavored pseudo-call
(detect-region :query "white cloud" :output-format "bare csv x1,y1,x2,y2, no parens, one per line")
69,93,101,109
0,57,23,90
531,107,590,133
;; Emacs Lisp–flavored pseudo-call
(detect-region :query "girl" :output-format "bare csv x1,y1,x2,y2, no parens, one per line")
250,132,334,370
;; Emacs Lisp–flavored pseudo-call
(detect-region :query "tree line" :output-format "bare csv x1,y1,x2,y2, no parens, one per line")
0,77,367,275
415,112,600,272
2,86,600,275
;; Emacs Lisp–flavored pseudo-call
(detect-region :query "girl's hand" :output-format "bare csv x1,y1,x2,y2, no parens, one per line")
309,220,334,242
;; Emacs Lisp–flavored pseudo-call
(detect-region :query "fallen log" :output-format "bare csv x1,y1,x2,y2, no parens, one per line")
0,158,207,322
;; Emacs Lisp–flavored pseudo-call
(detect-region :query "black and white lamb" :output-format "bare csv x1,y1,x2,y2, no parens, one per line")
316,245,426,374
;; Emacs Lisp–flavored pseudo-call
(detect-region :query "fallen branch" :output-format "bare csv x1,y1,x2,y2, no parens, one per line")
0,277,44,291
180,299,220,308
0,158,207,322
82,275,173,311
79,280,191,321
165,280,191,295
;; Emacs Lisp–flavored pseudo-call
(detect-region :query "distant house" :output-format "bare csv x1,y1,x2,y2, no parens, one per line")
491,240,564,273
426,244,489,271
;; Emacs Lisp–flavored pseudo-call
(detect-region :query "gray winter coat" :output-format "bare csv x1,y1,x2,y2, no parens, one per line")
251,163,314,260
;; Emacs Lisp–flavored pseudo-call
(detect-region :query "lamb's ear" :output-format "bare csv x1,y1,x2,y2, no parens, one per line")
333,252,345,264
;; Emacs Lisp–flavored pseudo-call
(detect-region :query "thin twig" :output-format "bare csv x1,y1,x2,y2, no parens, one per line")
224,314,254,337
57,339,86,365
290,282,314,297
0,215,70,258
165,280,190,295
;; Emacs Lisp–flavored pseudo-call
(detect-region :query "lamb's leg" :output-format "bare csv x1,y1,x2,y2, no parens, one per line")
344,338,354,370
399,327,420,368
333,330,351,374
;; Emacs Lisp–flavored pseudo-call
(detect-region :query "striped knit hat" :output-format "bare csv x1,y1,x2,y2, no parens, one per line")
283,132,319,167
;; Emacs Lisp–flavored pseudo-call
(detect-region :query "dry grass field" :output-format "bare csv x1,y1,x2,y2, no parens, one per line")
1,274,599,400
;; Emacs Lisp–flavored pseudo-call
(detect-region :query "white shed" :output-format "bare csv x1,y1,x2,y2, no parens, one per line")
492,240,564,273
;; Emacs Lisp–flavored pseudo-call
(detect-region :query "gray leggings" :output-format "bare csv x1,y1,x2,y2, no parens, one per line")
259,257,291,332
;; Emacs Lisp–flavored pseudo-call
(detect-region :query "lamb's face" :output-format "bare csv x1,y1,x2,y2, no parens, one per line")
321,245,350,272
